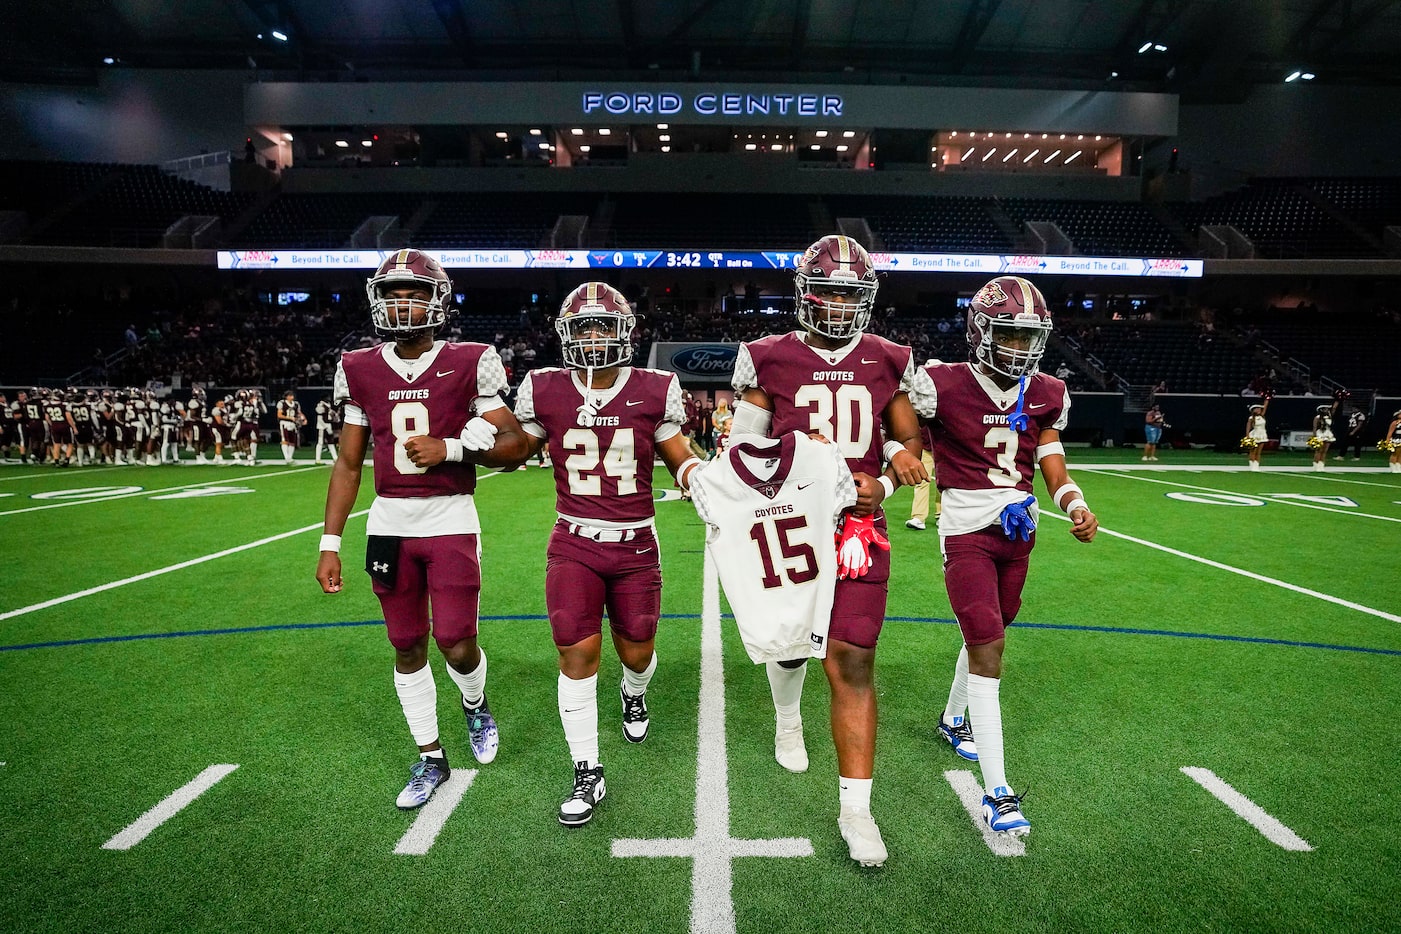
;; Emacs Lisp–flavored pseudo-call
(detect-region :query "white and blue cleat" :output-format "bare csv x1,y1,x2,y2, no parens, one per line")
981,786,1031,837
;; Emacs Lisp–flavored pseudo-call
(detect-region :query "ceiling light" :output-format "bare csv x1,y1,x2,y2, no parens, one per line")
361,140,373,147
599,128,611,135
271,30,288,41
661,146,671,152
334,140,349,148
961,147,974,160
843,130,855,138
659,134,670,142
1285,71,1301,82
1003,149,1018,162
1023,149,1038,163
495,131,508,139
816,130,828,138
571,128,584,135
1024,133,1030,138
951,131,958,137
1095,135,1102,141
982,149,997,161
282,132,293,141
1042,134,1048,139
1044,149,1061,163
1077,135,1084,140
102,57,116,65
1302,72,1316,80
1060,134,1066,140
1005,132,1012,138
529,128,542,135
745,143,757,150
579,145,590,152
771,143,783,150
836,144,849,152
1138,41,1153,53
811,144,821,150
1153,44,1167,52
657,123,668,129
538,142,550,149
1066,151,1081,164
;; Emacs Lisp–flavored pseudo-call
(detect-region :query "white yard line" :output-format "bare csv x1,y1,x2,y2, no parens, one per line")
393,769,477,855
1299,473,1401,490
0,509,371,622
1082,469,1401,523
0,466,125,483
1180,767,1312,851
612,547,812,934
1039,512,1401,623
101,764,239,850
943,770,1026,857
0,465,322,517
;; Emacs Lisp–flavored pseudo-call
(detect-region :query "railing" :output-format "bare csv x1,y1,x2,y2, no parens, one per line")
160,151,232,176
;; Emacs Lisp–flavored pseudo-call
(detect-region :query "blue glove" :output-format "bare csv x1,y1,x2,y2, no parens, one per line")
999,495,1037,541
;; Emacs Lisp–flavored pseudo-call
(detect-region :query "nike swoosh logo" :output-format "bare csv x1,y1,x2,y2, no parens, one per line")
797,482,814,490
636,547,653,554
1029,403,1047,409
436,369,455,378
626,400,644,406
860,358,878,364
563,707,584,714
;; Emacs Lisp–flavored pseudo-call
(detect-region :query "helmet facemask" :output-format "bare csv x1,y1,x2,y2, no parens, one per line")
796,277,875,341
973,313,1051,379
556,308,635,370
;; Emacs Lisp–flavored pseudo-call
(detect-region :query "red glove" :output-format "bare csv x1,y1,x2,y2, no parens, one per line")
835,513,891,580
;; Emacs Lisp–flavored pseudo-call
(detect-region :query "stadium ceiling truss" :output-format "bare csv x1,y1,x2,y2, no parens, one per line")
3,0,1399,99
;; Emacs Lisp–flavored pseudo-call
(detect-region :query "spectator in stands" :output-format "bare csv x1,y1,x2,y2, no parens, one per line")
124,324,140,348
1338,407,1368,461
1142,405,1167,461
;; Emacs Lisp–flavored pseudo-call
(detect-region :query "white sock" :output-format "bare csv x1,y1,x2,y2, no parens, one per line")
558,672,599,767
444,649,486,709
622,651,657,697
967,673,1010,794
248,442,258,462
422,748,445,760
394,663,439,748
282,444,294,461
766,660,807,727
328,444,337,462
943,644,970,725
839,777,873,812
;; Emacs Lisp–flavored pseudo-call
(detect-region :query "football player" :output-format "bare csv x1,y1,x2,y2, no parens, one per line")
728,234,928,867
277,390,305,464
316,249,529,810
186,387,209,463
909,275,1098,839
510,282,702,827
44,389,76,467
314,394,338,465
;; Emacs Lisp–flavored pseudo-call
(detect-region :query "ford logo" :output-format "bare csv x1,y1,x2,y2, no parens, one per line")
670,344,738,375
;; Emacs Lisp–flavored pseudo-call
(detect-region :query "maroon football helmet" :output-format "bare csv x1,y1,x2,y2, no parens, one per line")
555,282,636,369
967,275,1053,378
365,249,453,336
794,234,879,340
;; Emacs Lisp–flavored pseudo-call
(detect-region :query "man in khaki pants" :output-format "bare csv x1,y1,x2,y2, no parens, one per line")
905,422,939,530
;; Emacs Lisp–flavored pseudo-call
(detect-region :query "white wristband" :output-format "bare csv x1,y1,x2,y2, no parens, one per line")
678,456,702,490
444,438,464,462
877,475,895,500
1054,483,1083,512
1064,498,1089,516
319,534,342,553
882,439,906,463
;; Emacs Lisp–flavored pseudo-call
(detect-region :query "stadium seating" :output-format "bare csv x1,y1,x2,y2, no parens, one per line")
1001,198,1186,256
826,195,1014,253
605,194,817,248
414,192,597,248
1169,180,1378,258
1244,309,1401,394
237,192,423,248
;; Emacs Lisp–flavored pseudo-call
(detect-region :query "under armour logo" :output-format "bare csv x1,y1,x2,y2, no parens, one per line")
372,561,389,572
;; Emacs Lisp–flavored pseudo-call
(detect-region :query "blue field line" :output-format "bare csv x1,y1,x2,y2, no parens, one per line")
3,613,1400,657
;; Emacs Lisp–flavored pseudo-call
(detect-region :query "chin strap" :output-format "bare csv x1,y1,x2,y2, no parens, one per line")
1007,375,1030,433
577,364,600,427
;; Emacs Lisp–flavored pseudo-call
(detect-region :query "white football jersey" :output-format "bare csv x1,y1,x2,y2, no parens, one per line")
691,431,856,664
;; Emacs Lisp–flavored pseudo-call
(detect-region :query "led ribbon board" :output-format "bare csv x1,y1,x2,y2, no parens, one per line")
217,249,1203,278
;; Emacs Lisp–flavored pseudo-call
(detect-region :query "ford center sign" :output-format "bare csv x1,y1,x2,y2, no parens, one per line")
648,342,739,384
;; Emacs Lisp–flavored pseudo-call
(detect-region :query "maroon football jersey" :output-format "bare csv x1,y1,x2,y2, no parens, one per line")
917,362,1068,494
735,331,913,477
516,366,682,523
341,342,488,498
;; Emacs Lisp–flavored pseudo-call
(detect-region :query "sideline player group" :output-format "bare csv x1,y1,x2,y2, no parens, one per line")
315,241,1099,868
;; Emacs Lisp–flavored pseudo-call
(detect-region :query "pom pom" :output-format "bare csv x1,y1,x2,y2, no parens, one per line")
1239,436,1259,451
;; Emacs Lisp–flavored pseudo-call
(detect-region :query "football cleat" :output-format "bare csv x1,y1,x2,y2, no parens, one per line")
395,755,450,810
775,719,808,773
905,517,926,531
558,762,606,827
937,715,979,761
463,695,499,764
838,805,888,867
620,683,649,743
981,786,1031,837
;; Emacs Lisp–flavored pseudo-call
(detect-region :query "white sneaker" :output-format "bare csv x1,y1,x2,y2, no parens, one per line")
838,805,888,867
905,517,925,530
775,719,808,773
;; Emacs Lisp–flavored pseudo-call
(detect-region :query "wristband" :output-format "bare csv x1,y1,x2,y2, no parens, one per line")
1035,441,1065,462
319,534,342,553
444,438,464,462
678,456,702,490
882,439,907,464
876,475,895,500
1064,498,1089,516
1054,483,1083,512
